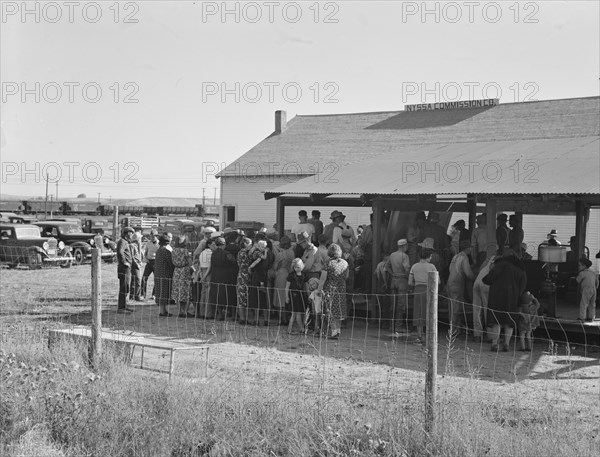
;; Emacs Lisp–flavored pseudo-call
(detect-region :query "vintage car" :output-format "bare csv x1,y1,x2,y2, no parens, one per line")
8,215,38,224
34,221,116,265
0,223,72,269
0,212,19,222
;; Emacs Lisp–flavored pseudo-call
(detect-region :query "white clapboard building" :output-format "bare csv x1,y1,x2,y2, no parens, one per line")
217,97,599,260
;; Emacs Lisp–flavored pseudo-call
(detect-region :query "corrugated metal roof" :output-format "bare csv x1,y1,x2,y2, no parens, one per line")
218,96,600,177
264,137,600,196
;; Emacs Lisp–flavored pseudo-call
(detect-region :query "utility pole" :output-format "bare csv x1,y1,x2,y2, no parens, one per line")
44,173,49,219
202,188,206,209
97,193,101,204
55,181,58,204
213,187,217,204
49,195,53,218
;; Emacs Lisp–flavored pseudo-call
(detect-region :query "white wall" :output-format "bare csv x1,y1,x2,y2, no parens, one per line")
447,209,600,261
220,175,371,230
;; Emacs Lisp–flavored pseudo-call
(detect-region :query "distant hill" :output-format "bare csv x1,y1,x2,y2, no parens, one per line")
0,194,219,207
0,194,46,201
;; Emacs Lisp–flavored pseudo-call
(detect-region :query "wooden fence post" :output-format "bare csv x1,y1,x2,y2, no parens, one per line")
91,248,102,367
425,270,439,433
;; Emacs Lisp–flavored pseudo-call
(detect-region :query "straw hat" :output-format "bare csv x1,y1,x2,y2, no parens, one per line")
418,238,435,249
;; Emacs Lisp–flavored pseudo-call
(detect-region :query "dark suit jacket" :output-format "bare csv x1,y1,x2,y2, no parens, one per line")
117,239,133,267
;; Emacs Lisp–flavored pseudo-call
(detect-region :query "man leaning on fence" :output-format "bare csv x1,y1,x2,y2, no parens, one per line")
117,227,135,313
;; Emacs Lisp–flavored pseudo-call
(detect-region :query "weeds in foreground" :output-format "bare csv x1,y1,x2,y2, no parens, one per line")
1,337,599,457
444,327,458,377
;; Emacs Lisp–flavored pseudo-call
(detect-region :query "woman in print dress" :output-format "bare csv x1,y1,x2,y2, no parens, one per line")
318,243,349,339
236,237,253,324
171,234,194,318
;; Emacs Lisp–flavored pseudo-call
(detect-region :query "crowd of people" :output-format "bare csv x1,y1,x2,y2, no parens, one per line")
373,211,598,350
114,210,358,339
114,209,599,349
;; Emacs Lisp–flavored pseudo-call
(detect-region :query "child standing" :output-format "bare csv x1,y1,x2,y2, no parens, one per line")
577,258,599,322
307,277,323,334
286,258,308,334
517,291,541,351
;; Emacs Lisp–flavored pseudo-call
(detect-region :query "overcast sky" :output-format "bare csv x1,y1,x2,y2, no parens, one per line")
1,0,598,200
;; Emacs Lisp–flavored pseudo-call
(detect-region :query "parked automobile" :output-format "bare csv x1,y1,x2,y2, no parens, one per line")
8,215,38,224
0,212,19,222
0,223,72,269
34,221,116,265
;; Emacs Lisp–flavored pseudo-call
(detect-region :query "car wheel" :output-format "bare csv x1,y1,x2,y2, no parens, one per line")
28,252,42,270
60,252,73,269
73,248,85,265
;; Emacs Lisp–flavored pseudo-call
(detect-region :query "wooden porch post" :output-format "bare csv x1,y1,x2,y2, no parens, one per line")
371,198,383,294
485,197,497,258
276,197,285,238
575,200,588,259
467,194,476,234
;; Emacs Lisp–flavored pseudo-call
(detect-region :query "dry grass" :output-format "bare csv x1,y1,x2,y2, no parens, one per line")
1,335,599,457
1,264,599,456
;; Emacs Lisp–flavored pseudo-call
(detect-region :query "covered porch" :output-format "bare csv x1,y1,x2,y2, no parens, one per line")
264,137,600,336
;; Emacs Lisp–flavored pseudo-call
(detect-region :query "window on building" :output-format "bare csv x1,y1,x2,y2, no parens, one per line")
224,206,236,223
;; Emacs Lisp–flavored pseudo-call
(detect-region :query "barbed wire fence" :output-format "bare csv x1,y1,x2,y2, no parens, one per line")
2,251,599,432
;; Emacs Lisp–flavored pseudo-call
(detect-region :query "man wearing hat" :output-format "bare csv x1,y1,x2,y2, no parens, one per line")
495,214,510,255
447,240,475,336
577,258,598,322
323,210,344,244
193,226,217,261
470,214,488,269
297,231,320,280
545,229,561,247
387,239,411,332
332,213,356,254
332,213,357,293
142,228,160,300
117,227,135,313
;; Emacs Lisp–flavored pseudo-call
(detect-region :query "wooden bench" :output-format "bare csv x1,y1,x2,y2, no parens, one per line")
48,326,209,381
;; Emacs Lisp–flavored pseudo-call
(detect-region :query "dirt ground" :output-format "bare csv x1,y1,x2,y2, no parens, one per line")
1,263,599,415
